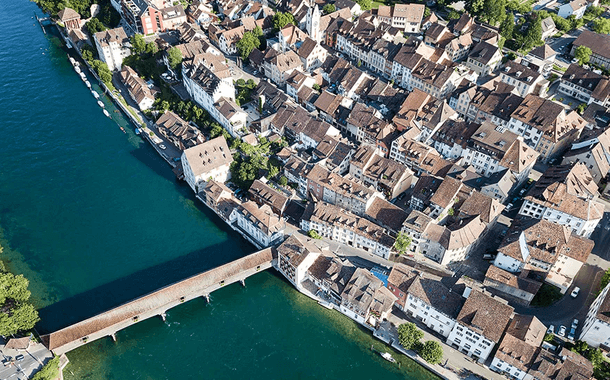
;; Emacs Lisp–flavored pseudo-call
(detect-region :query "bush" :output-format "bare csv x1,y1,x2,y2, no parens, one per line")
32,356,60,380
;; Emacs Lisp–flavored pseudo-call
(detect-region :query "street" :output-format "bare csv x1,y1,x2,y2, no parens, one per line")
546,28,584,63
0,339,53,380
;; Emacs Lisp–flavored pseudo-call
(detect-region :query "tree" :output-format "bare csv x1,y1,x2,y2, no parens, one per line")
131,34,147,55
599,268,610,293
424,7,431,18
167,47,183,70
589,348,605,368
544,333,554,342
585,5,604,18
32,356,60,380
85,17,106,35
273,12,297,30
447,10,461,20
419,341,444,364
279,176,288,186
575,45,592,65
91,60,113,86
465,0,485,15
355,0,372,10
593,18,610,34
576,102,587,114
393,232,412,255
308,229,322,239
480,0,506,25
313,83,321,92
145,41,158,55
0,253,40,337
397,323,424,350
500,15,514,39
323,3,336,14
237,31,261,60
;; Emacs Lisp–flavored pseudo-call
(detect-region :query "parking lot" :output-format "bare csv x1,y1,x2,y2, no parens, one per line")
0,337,53,380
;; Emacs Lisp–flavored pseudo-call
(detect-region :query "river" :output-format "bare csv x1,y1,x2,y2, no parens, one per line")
0,2,437,379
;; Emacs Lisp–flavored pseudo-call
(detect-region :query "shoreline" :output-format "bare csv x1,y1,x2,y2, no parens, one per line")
38,12,456,380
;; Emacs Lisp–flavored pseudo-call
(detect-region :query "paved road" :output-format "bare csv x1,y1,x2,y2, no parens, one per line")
547,28,584,59
0,341,53,380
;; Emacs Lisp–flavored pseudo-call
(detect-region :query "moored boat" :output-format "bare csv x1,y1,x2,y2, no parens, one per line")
380,352,396,363
75,66,81,74
69,56,76,65
135,128,141,135
91,90,99,99
120,127,126,133
85,81,91,88
103,109,110,118
97,100,105,108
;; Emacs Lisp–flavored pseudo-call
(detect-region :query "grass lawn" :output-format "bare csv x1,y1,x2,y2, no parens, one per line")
531,283,563,307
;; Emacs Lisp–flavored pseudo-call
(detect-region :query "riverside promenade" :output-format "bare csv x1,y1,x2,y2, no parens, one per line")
41,248,275,355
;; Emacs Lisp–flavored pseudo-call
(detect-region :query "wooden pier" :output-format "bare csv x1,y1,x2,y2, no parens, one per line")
41,248,276,355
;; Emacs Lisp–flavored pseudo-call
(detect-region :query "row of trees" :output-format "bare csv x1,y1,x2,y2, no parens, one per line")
397,323,444,364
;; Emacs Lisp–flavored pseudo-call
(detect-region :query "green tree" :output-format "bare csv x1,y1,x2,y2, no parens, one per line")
273,12,297,30
599,268,610,293
279,176,288,186
397,323,424,350
85,17,106,35
131,34,147,55
465,0,485,15
424,7,431,18
167,47,183,70
32,356,60,380
81,44,96,63
323,3,336,14
91,60,113,86
393,232,412,255
268,164,279,178
593,18,610,34
575,45,592,65
308,229,322,239
355,0,372,10
500,13,514,39
145,41,158,55
313,83,321,92
237,31,262,60
585,5,604,18
447,10,461,20
419,341,443,364
544,333,554,342
480,0,506,25
576,102,587,114
589,348,605,368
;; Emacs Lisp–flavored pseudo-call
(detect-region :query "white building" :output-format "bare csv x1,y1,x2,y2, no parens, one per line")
93,27,131,72
340,268,396,326
231,201,286,248
580,282,610,349
181,136,233,192
447,288,514,363
558,0,588,19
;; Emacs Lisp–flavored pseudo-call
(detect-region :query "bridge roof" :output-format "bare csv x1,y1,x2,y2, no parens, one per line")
42,248,274,351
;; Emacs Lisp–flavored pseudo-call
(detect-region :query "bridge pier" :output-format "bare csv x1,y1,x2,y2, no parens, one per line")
160,312,166,322
203,294,210,303
110,333,116,342
240,279,245,287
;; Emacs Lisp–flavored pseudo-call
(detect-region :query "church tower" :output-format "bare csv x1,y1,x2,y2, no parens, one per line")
306,0,321,43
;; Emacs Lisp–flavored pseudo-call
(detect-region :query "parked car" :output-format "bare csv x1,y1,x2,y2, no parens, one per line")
483,254,496,260
506,203,513,212
547,325,555,335
558,325,567,337
568,328,576,341
571,287,580,298
572,319,579,328
519,188,527,196
159,144,166,150
15,355,24,362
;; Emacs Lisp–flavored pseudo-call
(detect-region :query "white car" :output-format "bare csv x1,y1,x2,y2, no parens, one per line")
547,325,554,335
571,287,580,298
159,144,166,150
506,203,513,212
558,325,566,337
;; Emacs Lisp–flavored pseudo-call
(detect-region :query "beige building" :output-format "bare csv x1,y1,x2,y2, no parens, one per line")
181,136,233,192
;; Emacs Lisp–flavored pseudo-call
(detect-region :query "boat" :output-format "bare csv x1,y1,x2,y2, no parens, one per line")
380,352,396,363
120,127,126,133
103,109,110,118
75,66,81,74
317,300,333,310
69,57,76,65
91,90,99,99
135,128,141,135
97,100,105,108
85,81,91,88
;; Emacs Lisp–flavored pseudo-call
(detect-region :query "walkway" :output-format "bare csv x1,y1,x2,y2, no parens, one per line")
41,248,275,355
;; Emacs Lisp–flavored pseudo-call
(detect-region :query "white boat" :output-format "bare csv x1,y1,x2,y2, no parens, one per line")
80,73,86,81
69,57,76,66
91,90,99,99
380,352,396,363
85,81,91,88
97,100,105,108
75,66,81,74
103,109,110,118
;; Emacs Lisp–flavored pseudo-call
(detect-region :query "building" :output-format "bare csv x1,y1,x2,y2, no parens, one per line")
499,60,548,98
277,234,325,289
248,179,289,216
518,165,603,238
93,27,131,72
563,128,610,182
119,66,157,110
371,4,425,33
404,276,465,338
558,64,610,106
483,265,542,305
558,0,588,19
156,111,205,151
200,180,236,220
301,202,395,259
386,262,419,310
466,41,502,76
580,282,610,349
541,17,557,40
181,136,232,192
490,315,546,380
262,48,304,85
297,37,328,71
340,268,396,326
523,44,557,78
121,0,186,35
307,252,356,304
527,347,594,380
231,201,285,248
493,217,593,293
447,288,514,363
571,30,610,69
58,7,81,30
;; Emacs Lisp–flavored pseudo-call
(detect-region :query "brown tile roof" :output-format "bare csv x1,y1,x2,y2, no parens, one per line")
407,276,465,318
94,27,128,47
341,268,384,311
485,265,542,295
277,234,324,267
58,7,80,21
572,30,610,61
387,263,419,294
456,289,514,342
392,3,425,23
525,182,604,221
429,176,463,209
236,201,285,235
308,254,356,296
402,209,433,233
458,191,504,224
156,111,204,151
495,333,540,373
183,136,232,177
365,197,408,232
468,41,499,65
248,179,289,213
529,162,598,199
506,314,546,346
